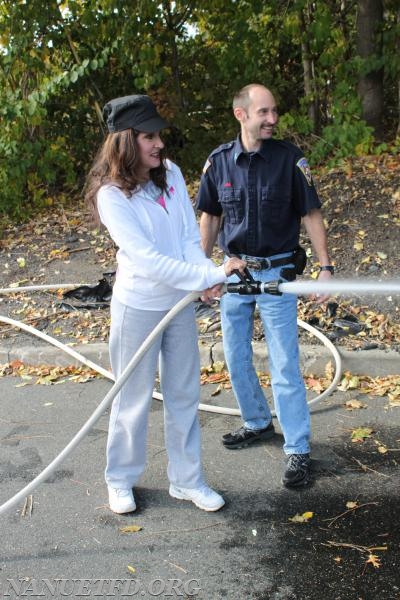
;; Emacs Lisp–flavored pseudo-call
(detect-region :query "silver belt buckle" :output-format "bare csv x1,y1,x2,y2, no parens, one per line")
246,258,261,270
245,257,271,271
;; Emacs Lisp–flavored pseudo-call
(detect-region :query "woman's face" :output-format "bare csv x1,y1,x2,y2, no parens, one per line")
136,131,164,177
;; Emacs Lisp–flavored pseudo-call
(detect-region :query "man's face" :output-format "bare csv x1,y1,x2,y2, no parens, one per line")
241,88,279,143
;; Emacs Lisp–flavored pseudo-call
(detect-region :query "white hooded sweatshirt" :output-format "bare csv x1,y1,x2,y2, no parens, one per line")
97,160,226,310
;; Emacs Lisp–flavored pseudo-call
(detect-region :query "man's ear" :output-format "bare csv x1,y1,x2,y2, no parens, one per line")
233,106,246,123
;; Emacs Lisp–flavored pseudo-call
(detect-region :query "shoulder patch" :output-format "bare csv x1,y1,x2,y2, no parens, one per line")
296,157,313,186
203,141,235,173
202,159,212,174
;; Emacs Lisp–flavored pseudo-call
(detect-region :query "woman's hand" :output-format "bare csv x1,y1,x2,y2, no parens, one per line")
200,257,247,303
223,257,247,276
201,284,224,304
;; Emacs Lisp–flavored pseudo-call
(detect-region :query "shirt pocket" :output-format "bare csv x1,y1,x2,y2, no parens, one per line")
218,187,244,224
260,185,291,224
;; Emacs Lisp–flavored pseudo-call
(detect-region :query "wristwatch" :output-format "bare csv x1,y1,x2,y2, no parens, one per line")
319,265,335,274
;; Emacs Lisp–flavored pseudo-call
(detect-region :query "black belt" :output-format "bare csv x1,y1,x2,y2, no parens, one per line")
240,254,294,271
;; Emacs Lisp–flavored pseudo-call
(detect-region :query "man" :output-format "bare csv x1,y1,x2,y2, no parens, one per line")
196,83,333,488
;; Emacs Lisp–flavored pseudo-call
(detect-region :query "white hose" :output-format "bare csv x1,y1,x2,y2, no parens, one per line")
0,284,83,294
297,319,342,406
0,291,199,516
0,314,341,415
0,283,342,516
0,315,113,380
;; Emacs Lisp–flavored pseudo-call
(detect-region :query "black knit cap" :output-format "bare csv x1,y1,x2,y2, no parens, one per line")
103,94,168,133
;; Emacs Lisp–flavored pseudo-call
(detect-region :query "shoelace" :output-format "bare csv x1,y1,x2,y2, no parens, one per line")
287,455,308,469
116,489,131,497
231,426,251,438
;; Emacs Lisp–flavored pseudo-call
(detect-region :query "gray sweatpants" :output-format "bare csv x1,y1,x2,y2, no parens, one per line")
105,295,204,490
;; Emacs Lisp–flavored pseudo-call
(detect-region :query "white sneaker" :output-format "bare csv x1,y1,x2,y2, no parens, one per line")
108,487,136,514
169,483,225,512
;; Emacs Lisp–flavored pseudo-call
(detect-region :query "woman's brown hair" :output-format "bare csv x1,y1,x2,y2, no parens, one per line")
84,128,167,224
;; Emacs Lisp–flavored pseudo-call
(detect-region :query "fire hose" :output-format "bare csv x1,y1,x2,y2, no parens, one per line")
1,276,399,515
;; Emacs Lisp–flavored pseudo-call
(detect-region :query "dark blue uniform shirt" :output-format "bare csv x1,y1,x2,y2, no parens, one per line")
196,136,322,257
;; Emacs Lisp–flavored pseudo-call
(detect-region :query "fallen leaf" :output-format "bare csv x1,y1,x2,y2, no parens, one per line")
212,361,225,373
338,372,360,391
345,399,367,410
351,427,374,442
120,525,143,534
206,373,229,383
10,359,24,369
325,360,334,381
374,440,388,454
364,553,381,569
305,376,325,392
127,565,136,574
288,511,314,523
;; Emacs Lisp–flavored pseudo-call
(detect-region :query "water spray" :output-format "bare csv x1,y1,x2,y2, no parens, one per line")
224,276,400,297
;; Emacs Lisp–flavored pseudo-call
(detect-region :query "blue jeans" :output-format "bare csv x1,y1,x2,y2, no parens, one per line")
220,256,310,455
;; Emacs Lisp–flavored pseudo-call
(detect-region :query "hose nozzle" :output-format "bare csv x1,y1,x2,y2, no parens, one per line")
226,273,283,296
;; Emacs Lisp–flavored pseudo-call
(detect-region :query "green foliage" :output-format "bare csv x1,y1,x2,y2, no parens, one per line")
0,45,115,218
0,0,398,220
0,0,119,218
308,82,376,166
277,76,376,167
311,120,375,167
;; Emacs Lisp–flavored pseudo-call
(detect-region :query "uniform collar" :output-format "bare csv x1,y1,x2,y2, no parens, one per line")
233,135,271,164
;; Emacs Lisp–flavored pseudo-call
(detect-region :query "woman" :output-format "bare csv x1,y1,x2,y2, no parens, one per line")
85,94,246,514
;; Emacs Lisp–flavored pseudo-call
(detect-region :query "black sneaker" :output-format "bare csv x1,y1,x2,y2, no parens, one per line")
222,422,275,449
282,453,312,488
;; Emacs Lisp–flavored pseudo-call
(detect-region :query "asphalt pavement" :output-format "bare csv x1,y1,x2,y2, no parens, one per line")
0,336,400,599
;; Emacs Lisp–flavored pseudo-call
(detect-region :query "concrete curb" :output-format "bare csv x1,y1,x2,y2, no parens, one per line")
1,340,399,377
206,341,400,377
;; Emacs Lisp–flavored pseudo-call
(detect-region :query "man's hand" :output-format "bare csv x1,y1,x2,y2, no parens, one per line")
313,269,333,304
